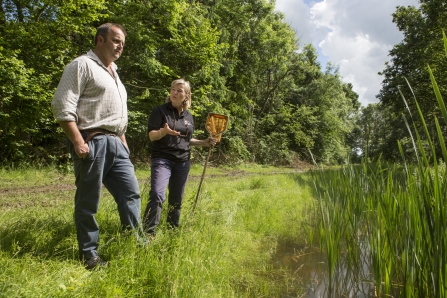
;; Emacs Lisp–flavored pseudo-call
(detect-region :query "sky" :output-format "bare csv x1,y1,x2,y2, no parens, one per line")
274,0,420,106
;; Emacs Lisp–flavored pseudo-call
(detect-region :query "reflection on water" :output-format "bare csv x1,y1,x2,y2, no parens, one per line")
274,241,377,297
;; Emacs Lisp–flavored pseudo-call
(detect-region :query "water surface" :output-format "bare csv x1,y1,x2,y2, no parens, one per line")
274,242,377,297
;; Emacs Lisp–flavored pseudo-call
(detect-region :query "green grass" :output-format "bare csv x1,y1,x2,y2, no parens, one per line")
0,165,313,297
0,166,73,189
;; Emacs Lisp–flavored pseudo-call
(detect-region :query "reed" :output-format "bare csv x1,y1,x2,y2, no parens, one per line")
312,31,447,297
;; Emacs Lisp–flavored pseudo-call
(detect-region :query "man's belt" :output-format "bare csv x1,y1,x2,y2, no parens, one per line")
81,129,117,143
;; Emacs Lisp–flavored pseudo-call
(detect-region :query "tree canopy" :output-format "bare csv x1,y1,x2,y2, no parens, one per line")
376,0,447,162
0,0,360,166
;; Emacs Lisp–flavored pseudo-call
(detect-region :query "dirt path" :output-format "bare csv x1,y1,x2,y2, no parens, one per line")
0,170,307,197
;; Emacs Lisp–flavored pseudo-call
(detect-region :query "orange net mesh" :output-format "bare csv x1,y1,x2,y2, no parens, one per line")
205,113,229,142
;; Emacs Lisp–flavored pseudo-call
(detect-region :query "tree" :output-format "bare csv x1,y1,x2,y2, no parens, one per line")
104,0,226,161
378,0,447,162
283,58,361,164
0,0,362,166
0,0,107,164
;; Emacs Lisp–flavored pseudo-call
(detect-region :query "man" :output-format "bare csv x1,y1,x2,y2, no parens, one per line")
52,23,141,270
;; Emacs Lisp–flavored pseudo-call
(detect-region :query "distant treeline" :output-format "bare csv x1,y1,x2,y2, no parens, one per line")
1,0,444,167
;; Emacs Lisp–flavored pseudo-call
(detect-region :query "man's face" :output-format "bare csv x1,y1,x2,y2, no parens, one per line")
99,26,125,63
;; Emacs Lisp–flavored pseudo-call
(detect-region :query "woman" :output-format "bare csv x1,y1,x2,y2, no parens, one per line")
143,79,216,237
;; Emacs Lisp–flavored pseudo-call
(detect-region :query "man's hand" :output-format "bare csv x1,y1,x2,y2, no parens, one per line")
74,142,90,159
58,121,89,159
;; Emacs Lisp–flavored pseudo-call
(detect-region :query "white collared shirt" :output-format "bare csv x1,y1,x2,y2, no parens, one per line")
51,50,128,135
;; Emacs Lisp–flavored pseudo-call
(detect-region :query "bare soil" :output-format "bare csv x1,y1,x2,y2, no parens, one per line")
0,162,313,204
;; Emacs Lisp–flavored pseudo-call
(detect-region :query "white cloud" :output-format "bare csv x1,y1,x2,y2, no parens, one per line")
275,0,318,44
275,0,420,106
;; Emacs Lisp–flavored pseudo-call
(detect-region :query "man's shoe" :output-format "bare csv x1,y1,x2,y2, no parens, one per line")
84,256,108,270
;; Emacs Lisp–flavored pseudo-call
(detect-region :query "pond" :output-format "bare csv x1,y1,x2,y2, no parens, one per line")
274,241,378,297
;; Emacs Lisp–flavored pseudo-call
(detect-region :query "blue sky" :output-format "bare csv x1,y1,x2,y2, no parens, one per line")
275,0,420,106
303,0,322,5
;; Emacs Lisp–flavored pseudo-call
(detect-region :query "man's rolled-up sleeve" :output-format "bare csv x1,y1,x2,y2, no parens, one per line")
51,61,84,122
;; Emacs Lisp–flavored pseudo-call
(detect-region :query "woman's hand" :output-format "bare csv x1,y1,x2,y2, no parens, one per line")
149,123,180,141
162,122,180,136
205,137,217,147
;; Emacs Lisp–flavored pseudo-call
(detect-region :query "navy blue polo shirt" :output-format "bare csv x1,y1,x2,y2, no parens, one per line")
147,102,194,162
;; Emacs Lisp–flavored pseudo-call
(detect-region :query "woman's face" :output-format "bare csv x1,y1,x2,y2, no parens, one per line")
170,84,187,108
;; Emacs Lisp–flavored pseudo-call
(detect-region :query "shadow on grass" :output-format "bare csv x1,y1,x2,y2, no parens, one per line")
0,215,76,260
290,172,318,197
0,212,145,263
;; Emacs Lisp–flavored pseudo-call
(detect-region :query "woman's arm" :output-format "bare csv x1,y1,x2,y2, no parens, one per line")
190,137,217,147
148,124,166,142
148,123,181,142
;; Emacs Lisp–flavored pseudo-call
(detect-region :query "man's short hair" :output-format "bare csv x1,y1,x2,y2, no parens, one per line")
95,23,127,45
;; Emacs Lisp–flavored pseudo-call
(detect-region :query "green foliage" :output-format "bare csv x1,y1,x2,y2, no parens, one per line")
0,45,54,164
0,0,108,165
0,0,360,166
284,62,360,164
378,0,447,162
256,131,292,165
223,135,252,164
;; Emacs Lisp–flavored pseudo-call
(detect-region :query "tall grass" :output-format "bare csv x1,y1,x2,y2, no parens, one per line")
312,32,447,297
0,166,313,297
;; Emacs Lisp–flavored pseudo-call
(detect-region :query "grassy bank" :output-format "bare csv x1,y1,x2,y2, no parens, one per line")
0,165,313,297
